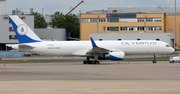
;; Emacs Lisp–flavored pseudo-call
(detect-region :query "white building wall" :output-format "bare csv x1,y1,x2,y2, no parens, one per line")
0,0,6,15
34,29,66,41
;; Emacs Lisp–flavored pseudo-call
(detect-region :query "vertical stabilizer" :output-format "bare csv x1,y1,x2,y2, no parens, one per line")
9,15,42,44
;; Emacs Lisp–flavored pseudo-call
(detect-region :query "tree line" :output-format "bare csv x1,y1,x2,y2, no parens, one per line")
31,12,80,38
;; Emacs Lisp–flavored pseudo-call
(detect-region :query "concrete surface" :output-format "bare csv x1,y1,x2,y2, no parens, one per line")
0,61,180,94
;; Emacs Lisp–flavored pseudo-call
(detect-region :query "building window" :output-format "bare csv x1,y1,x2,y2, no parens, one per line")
107,27,119,31
154,18,162,22
120,18,162,23
3,16,9,20
120,26,161,31
118,39,122,41
99,39,103,41
98,18,106,22
154,19,161,22
90,18,97,22
120,27,127,31
81,18,106,23
146,27,153,31
146,18,153,22
81,18,90,22
154,27,162,30
103,27,106,31
9,27,14,31
107,18,119,22
9,35,17,39
137,18,145,22
127,27,137,31
120,18,137,22
128,27,134,31
137,39,141,40
137,27,145,31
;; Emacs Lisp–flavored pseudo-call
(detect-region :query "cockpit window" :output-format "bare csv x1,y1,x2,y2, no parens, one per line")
166,45,170,47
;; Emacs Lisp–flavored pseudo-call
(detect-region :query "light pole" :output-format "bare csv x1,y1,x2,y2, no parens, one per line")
42,8,44,16
174,0,177,48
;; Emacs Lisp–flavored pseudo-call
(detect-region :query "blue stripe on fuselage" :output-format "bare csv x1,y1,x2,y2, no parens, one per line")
109,55,123,61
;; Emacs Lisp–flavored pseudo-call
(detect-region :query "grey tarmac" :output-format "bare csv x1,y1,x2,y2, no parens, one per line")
0,61,180,94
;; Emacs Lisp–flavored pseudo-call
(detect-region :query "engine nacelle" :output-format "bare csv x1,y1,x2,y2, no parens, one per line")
99,51,125,61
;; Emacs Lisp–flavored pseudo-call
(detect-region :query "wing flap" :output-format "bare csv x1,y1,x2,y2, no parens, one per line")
87,47,110,54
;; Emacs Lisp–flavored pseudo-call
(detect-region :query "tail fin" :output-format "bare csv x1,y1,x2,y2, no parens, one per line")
9,15,42,44
51,38,55,41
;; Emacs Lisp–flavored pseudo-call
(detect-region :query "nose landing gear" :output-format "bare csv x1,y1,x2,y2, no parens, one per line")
153,54,157,63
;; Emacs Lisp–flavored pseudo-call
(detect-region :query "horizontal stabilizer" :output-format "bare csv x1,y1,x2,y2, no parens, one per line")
19,45,34,49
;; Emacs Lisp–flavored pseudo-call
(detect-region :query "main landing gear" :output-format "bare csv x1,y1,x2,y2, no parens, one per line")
83,60,100,64
152,54,157,63
83,55,100,64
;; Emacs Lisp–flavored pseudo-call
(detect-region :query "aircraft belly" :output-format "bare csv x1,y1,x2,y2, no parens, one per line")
32,48,74,56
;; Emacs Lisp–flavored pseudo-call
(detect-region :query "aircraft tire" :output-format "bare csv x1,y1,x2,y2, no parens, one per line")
153,60,157,63
84,60,100,64
83,61,88,64
94,60,100,64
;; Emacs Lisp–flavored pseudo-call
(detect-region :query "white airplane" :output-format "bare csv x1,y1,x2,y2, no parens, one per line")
9,15,174,64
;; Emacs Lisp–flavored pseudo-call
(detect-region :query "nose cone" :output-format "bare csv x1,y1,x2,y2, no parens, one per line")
169,47,175,53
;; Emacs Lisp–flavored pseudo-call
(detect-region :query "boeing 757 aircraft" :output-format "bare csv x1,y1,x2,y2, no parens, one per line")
9,15,174,64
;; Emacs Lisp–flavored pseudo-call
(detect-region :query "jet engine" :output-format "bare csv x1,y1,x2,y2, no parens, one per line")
99,51,125,61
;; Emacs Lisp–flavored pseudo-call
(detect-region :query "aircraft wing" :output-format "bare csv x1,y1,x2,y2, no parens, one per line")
72,47,110,56
72,37,121,56
87,46,110,54
72,48,120,56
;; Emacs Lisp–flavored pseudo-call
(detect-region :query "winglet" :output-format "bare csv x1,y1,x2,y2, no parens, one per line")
90,37,97,47
51,38,55,41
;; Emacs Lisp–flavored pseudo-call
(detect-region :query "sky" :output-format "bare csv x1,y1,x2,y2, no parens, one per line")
5,0,180,15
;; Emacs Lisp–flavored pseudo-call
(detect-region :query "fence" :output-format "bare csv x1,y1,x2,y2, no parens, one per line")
0,51,24,58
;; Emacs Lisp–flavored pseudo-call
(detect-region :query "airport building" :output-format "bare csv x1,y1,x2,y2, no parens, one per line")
0,0,66,51
80,7,180,48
